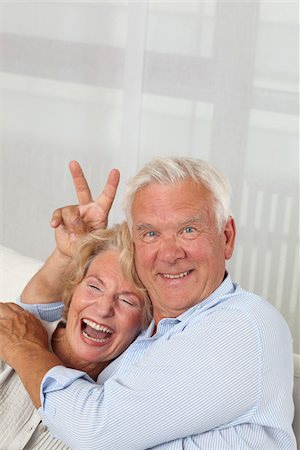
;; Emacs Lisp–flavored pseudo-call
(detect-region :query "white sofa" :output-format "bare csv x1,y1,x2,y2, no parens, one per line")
0,245,43,300
0,245,299,445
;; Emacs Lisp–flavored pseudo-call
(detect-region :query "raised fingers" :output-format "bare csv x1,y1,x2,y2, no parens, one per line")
69,160,93,205
51,205,78,229
94,168,120,217
50,205,87,233
51,207,64,228
55,161,120,232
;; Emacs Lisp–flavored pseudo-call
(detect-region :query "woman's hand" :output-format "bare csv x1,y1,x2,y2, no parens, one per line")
51,161,120,257
21,161,120,305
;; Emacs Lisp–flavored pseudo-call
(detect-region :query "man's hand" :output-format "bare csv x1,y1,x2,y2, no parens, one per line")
51,161,120,257
0,302,62,408
0,302,48,364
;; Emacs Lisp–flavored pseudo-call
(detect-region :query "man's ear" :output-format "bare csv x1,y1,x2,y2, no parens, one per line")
224,217,236,260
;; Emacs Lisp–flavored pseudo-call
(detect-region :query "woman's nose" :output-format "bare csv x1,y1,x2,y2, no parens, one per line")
96,295,115,317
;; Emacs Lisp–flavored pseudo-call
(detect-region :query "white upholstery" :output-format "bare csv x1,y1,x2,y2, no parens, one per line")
0,244,299,445
0,245,43,300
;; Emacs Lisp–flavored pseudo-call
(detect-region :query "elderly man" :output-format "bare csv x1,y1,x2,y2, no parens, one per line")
0,157,296,449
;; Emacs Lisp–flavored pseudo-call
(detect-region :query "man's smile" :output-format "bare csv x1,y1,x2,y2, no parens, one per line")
158,270,194,280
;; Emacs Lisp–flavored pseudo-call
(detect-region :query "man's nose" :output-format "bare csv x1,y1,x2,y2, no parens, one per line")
157,236,186,263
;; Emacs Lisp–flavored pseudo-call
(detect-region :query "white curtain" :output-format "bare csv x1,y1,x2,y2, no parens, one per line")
0,1,299,352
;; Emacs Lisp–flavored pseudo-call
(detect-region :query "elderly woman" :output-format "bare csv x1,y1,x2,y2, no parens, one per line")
0,222,151,450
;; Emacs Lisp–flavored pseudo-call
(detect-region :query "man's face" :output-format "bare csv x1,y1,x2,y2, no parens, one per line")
131,179,235,323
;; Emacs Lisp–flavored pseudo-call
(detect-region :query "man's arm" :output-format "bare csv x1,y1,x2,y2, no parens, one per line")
3,301,287,450
0,302,62,406
0,297,294,449
37,310,265,449
9,344,61,408
21,161,120,304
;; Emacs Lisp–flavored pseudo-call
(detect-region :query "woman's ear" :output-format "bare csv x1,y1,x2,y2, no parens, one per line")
224,217,236,260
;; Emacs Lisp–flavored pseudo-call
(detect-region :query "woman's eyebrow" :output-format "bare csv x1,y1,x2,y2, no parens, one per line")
121,291,143,306
85,274,105,286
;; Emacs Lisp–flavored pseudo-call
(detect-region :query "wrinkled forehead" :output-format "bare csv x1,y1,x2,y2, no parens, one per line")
132,179,213,210
136,177,211,196
87,249,121,273
131,180,215,228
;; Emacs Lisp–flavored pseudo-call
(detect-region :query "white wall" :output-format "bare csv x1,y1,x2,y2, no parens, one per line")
0,1,298,352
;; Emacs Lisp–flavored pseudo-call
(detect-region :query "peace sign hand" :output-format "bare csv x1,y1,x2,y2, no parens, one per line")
69,160,120,230
51,161,120,257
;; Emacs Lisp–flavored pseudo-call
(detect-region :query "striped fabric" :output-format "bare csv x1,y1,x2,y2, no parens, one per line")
22,275,296,449
23,423,70,450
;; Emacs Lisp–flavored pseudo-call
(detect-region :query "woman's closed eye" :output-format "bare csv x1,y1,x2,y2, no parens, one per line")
118,295,141,308
84,277,104,293
119,296,132,305
88,284,102,292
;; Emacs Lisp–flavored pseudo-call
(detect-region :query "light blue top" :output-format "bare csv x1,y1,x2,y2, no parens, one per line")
19,275,296,449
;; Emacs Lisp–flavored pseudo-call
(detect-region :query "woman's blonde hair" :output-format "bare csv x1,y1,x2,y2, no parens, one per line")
62,222,152,328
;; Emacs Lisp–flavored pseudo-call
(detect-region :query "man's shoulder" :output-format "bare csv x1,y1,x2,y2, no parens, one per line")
184,283,291,339
226,284,287,322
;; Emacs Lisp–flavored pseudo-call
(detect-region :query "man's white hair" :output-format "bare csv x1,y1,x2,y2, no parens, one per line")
122,156,232,232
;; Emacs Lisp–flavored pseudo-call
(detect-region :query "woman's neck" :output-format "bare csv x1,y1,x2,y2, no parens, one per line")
51,325,108,381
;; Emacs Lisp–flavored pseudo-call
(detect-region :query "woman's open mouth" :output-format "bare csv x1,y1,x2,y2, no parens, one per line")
81,318,114,343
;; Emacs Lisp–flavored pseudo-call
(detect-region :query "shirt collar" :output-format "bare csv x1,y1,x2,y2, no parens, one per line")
176,272,235,322
143,272,235,337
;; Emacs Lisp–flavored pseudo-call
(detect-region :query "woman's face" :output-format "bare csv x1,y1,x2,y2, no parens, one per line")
65,249,144,365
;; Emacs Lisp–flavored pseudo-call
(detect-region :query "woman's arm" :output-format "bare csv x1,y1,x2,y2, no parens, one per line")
20,161,120,304
20,248,73,304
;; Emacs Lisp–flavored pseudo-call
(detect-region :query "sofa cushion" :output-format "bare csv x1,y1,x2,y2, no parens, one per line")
0,245,43,300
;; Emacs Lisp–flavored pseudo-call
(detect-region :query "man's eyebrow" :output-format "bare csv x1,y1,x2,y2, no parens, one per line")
179,216,206,226
136,223,154,232
136,216,206,232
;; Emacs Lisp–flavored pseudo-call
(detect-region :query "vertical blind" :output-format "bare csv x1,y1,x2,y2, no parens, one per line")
0,1,298,351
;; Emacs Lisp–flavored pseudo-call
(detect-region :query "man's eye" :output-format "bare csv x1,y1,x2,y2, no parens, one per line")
142,230,158,241
146,231,157,237
183,227,195,233
181,226,199,239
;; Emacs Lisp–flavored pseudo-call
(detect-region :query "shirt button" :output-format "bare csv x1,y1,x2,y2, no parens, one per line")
40,425,48,433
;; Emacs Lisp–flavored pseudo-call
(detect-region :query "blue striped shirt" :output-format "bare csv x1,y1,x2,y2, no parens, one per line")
20,275,296,449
